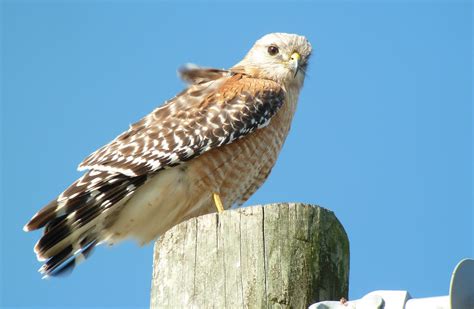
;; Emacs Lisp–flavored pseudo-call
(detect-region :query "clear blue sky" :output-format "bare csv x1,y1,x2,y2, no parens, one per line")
1,1,472,307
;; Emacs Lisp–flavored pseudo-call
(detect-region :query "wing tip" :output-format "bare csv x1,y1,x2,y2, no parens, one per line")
24,198,61,232
23,223,32,232
23,214,42,232
34,246,47,262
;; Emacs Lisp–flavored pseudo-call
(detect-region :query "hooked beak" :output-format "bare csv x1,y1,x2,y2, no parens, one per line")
290,52,301,78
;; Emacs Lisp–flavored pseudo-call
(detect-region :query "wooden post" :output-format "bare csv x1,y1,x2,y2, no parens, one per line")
150,203,349,308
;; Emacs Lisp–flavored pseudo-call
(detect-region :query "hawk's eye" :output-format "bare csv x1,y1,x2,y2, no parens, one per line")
267,45,279,56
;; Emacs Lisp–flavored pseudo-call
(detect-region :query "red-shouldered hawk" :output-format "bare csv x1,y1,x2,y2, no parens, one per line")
24,33,312,277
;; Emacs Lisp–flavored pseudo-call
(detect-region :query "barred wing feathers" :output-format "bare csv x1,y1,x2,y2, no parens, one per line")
78,73,286,177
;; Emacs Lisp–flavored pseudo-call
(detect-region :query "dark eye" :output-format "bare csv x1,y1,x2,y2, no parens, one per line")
267,45,279,56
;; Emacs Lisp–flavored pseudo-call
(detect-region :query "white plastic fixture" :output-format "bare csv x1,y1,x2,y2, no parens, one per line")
309,258,474,309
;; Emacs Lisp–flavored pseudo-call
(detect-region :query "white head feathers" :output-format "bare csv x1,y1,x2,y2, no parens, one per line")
234,33,312,88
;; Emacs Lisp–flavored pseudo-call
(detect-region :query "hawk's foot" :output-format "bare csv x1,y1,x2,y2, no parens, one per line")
212,193,224,213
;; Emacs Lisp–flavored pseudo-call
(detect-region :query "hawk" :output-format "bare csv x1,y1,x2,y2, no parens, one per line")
24,33,312,277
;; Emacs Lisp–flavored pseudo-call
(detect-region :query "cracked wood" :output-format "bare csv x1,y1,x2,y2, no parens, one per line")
150,203,350,308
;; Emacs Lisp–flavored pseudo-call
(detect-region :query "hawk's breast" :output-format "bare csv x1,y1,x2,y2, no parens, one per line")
187,86,300,207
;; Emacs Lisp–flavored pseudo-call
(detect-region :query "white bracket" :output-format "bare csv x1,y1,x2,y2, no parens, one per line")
309,258,473,309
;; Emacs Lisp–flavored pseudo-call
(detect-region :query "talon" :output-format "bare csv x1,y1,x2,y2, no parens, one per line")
212,193,224,213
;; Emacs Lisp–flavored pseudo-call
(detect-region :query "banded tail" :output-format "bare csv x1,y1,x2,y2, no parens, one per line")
24,170,147,278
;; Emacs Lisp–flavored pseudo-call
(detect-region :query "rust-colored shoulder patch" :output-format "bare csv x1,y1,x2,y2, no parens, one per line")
79,72,286,178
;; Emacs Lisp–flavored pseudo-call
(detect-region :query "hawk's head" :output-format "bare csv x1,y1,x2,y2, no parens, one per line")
234,33,312,89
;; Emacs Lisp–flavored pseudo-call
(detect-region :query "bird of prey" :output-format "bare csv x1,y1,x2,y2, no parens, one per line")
24,32,312,277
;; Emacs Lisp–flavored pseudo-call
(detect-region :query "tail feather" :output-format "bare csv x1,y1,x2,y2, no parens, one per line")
41,238,98,278
23,199,60,232
40,244,74,275
35,174,147,259
25,170,148,277
44,214,68,234
24,171,118,232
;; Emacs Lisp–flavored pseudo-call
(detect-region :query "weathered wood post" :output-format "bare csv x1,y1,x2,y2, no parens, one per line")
150,203,349,308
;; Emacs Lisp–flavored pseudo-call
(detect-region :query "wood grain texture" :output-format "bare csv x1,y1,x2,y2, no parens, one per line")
150,203,349,308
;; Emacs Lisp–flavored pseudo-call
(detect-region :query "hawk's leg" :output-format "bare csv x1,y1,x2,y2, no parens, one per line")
212,193,224,213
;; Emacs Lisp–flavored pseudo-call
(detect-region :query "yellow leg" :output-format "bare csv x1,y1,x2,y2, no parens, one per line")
212,192,224,213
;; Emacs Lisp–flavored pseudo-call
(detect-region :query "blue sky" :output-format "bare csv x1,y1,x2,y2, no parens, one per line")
1,1,472,307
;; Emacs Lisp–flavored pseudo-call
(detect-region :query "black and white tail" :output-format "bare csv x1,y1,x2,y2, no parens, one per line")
24,170,147,278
